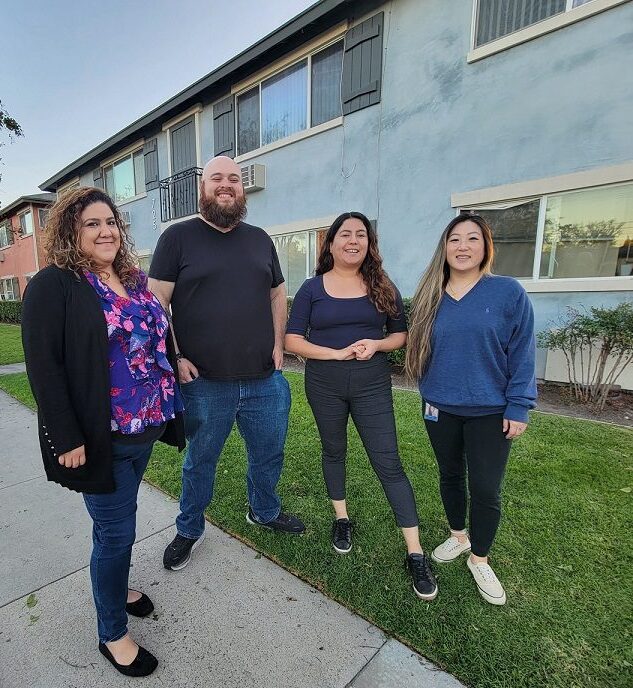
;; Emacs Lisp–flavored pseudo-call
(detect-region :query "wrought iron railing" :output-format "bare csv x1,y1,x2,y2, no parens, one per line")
159,167,202,222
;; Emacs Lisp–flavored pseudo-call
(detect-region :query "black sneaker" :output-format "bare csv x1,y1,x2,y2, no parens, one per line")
246,508,305,534
406,553,438,601
331,518,353,554
163,531,205,570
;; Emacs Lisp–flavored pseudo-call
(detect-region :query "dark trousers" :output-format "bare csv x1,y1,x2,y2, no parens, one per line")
305,355,419,528
424,409,511,557
82,440,153,643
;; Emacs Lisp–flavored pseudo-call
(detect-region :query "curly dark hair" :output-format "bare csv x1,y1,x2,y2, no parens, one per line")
44,186,140,286
316,212,398,317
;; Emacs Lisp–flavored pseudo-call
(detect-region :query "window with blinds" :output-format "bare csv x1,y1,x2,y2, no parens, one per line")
236,41,343,156
474,0,597,47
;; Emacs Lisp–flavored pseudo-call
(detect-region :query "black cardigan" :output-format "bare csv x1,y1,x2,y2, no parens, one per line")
21,265,185,493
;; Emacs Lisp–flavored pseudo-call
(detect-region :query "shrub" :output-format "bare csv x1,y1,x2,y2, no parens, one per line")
537,302,633,411
0,301,22,324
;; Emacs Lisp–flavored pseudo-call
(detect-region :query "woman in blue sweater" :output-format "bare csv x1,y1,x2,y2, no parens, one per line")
286,212,437,601
406,213,536,606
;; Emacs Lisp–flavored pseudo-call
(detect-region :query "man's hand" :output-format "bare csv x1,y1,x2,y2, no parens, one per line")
58,445,86,469
350,339,380,361
503,418,527,439
177,357,199,383
273,345,284,370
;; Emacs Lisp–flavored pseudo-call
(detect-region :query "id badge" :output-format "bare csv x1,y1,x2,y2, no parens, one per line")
424,403,439,422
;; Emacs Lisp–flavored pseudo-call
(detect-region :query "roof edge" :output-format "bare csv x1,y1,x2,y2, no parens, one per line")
0,193,56,220
39,0,353,192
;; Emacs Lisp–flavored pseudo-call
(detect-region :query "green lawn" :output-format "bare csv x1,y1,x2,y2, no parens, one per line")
0,324,24,365
1,370,631,688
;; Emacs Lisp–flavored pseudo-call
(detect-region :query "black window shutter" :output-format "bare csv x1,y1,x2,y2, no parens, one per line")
213,96,235,158
143,138,160,190
93,168,104,189
341,12,384,116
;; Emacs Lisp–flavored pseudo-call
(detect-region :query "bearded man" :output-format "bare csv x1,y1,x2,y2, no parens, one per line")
149,156,305,572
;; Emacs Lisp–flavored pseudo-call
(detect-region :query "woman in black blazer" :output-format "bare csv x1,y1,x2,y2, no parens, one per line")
22,187,184,677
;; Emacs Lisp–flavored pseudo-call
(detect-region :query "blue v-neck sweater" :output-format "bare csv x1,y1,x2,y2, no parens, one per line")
419,275,537,423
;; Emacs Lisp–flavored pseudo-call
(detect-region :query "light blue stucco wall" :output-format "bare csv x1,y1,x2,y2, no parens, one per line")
241,0,633,377
242,0,633,286
374,0,633,294
78,0,632,378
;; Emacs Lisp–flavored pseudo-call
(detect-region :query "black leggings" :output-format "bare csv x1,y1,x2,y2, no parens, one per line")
305,355,419,528
424,409,512,557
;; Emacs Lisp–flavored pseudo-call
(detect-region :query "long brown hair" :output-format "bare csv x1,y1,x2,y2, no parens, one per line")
405,213,495,380
44,187,140,286
316,212,398,317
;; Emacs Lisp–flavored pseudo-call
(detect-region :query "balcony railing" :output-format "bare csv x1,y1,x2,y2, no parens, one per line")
159,167,202,222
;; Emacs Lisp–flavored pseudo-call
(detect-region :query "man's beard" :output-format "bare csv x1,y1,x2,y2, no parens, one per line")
199,191,247,229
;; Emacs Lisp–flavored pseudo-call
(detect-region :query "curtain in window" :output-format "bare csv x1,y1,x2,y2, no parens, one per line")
476,0,566,47
237,87,260,155
261,61,307,146
311,42,343,127
133,150,145,196
273,232,309,296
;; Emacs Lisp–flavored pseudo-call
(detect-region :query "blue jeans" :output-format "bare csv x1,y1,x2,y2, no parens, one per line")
83,440,153,643
176,371,291,539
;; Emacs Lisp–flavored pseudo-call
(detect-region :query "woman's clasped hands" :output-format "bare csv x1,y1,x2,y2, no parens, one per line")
335,339,380,361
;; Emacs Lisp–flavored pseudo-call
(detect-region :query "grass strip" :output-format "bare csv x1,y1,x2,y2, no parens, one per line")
1,371,631,687
0,324,24,365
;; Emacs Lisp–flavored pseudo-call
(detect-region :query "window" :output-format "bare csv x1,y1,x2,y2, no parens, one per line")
0,222,14,248
0,277,20,301
19,211,34,237
541,184,633,278
273,229,324,297
461,182,633,280
103,149,145,204
474,0,598,47
475,200,541,278
137,253,153,273
237,41,343,155
38,208,49,229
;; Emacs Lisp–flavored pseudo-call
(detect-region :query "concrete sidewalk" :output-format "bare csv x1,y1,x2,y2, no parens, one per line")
0,386,464,688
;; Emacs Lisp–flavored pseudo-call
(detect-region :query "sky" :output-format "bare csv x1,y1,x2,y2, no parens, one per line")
0,0,316,207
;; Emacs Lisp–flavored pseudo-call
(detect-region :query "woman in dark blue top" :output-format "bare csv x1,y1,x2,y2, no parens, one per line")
286,212,437,601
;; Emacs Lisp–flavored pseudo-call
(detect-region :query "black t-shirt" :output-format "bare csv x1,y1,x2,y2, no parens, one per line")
149,218,284,380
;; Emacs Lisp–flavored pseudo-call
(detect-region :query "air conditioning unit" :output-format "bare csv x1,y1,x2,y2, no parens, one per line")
120,210,132,226
241,164,266,193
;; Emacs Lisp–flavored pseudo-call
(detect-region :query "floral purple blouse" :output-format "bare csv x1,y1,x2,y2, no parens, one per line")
84,270,184,435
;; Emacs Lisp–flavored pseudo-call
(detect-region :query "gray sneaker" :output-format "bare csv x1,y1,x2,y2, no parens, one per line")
431,535,471,563
467,557,507,605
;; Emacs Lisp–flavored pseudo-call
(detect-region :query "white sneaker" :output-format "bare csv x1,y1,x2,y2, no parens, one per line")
467,557,507,606
431,535,471,563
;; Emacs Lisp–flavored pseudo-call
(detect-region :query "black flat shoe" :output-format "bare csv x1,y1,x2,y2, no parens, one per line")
99,642,158,677
126,592,154,617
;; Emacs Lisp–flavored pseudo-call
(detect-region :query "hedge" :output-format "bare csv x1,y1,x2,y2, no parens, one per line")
0,301,22,324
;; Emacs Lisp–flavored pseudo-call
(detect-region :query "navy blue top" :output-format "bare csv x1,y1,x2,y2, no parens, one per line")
287,274,407,348
419,274,537,423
